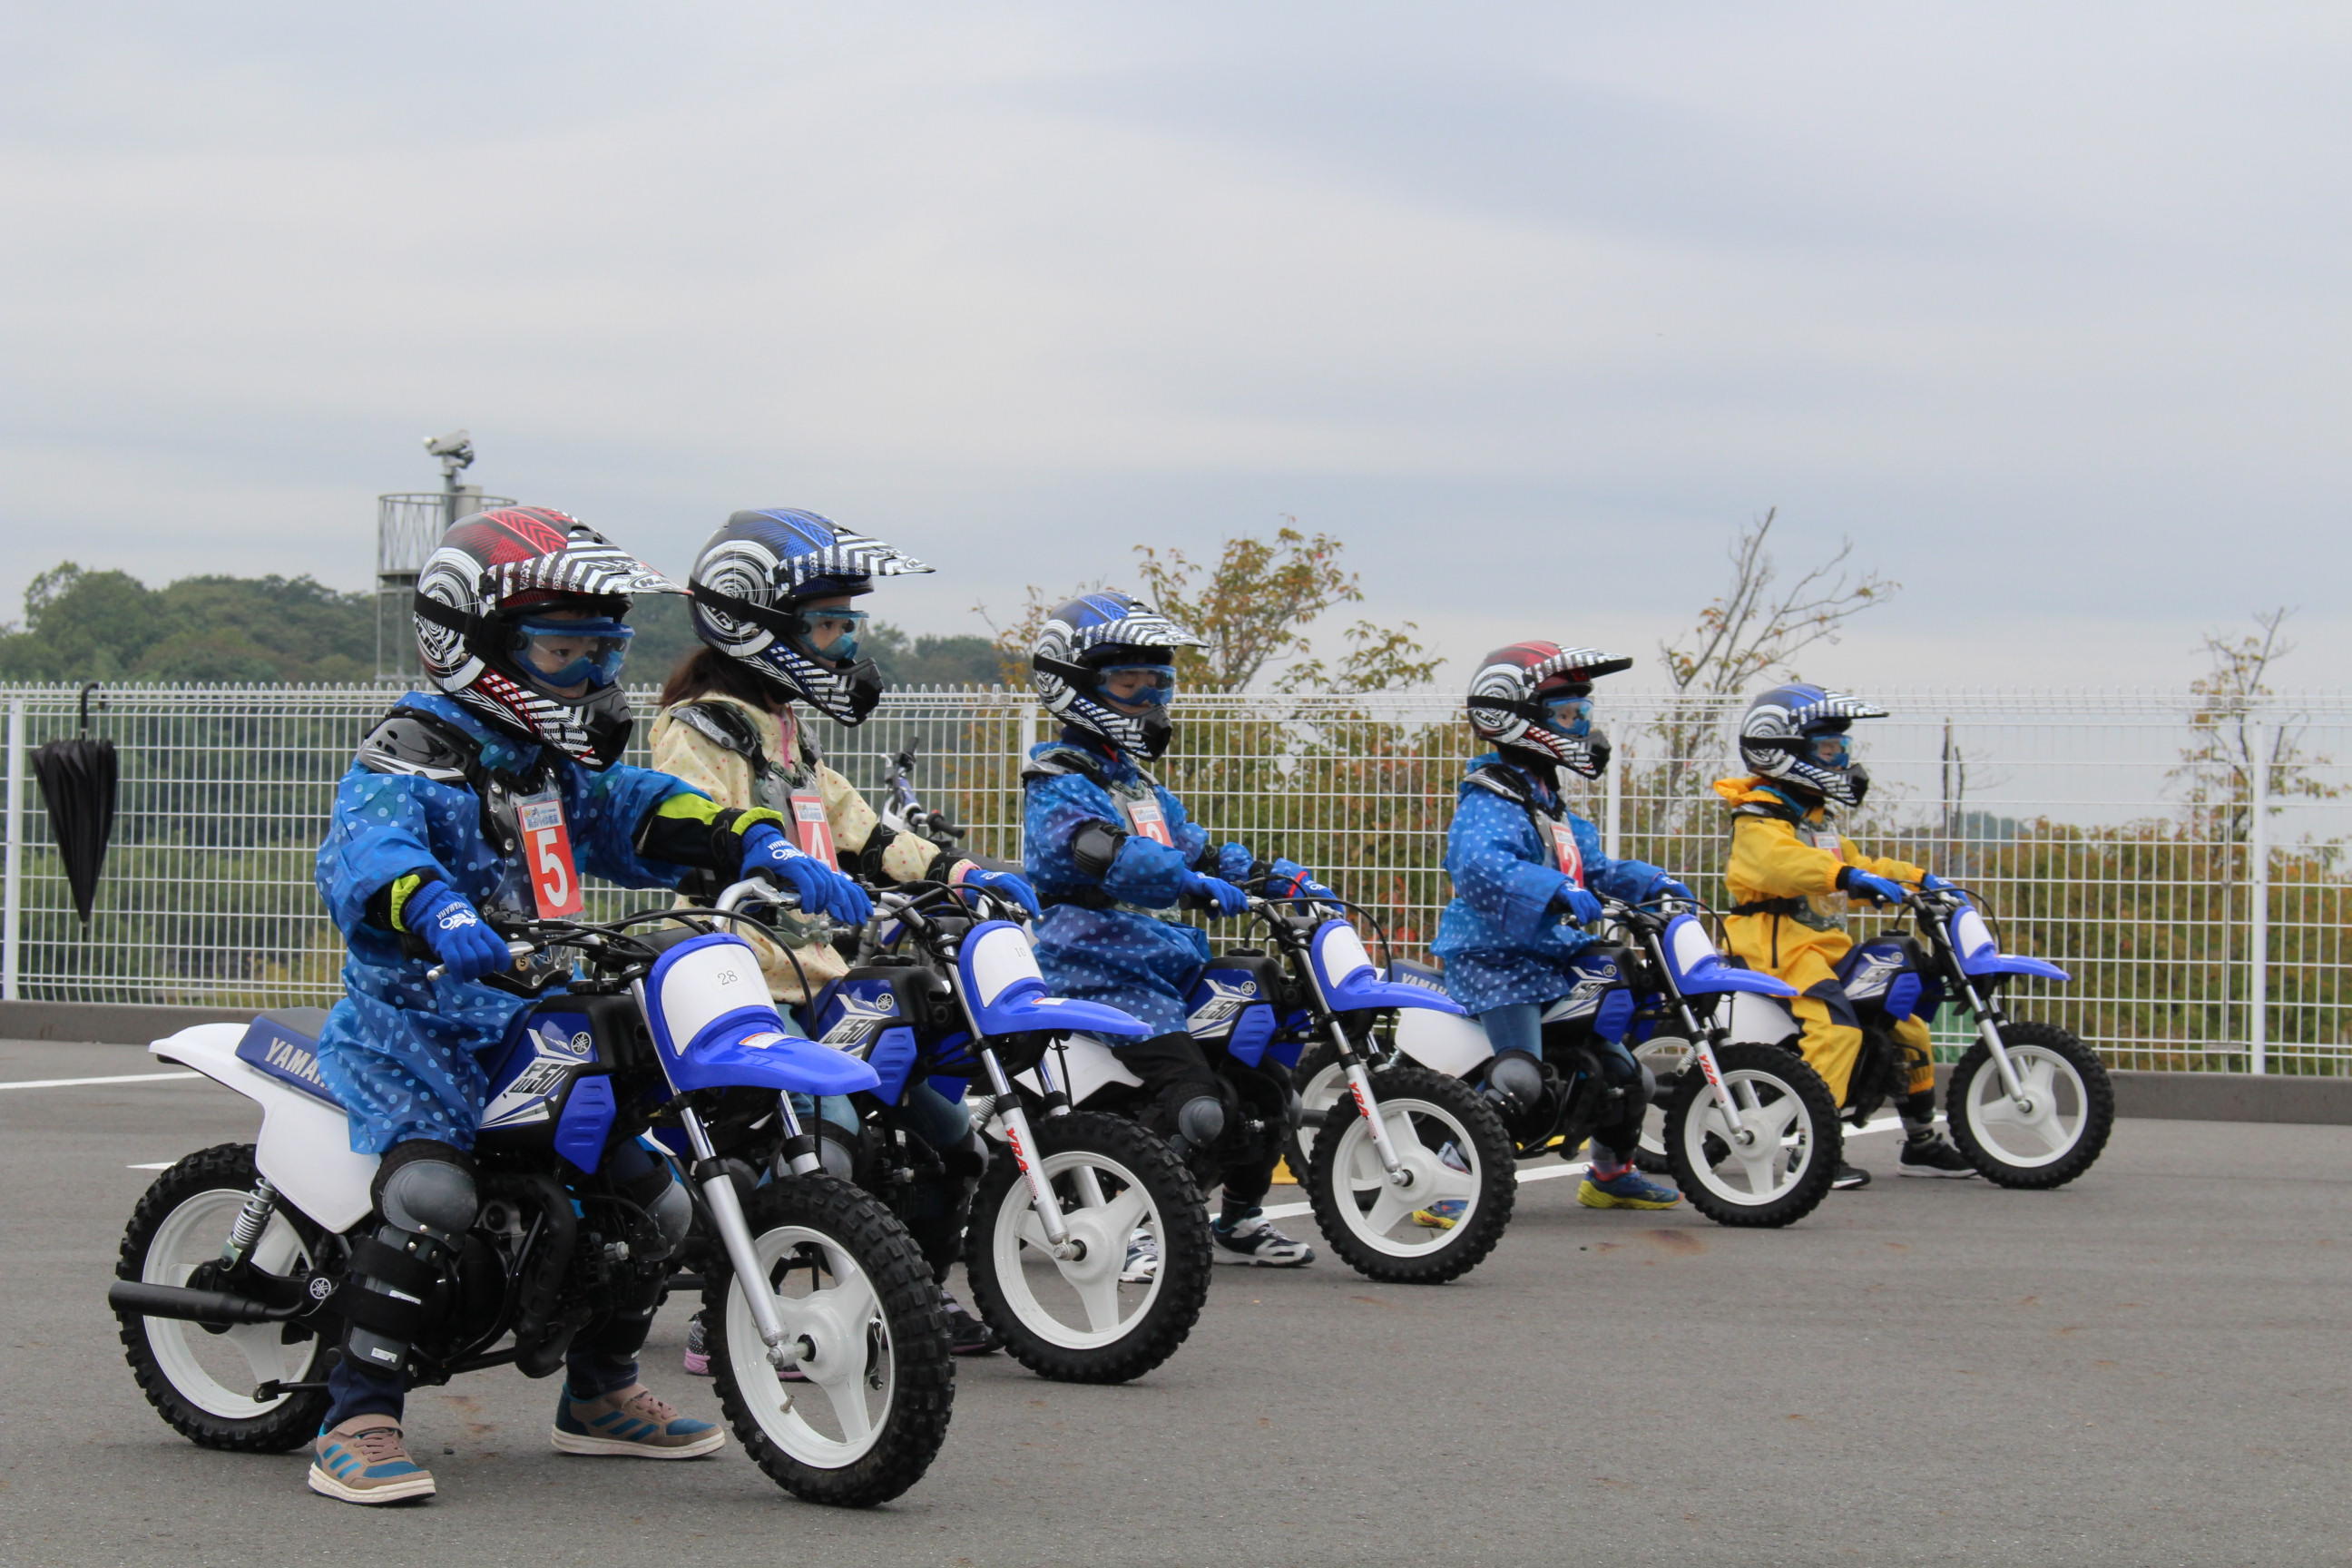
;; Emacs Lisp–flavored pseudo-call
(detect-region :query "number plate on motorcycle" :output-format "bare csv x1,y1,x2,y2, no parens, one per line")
519,791,583,918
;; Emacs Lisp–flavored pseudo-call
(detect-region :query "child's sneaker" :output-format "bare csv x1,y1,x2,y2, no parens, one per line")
308,1416,436,1504
1831,1163,1872,1190
1212,1208,1314,1266
681,1310,711,1377
1413,1142,1472,1228
941,1289,1000,1356
1577,1168,1681,1210
1898,1132,1978,1179
1120,1228,1161,1283
551,1383,727,1458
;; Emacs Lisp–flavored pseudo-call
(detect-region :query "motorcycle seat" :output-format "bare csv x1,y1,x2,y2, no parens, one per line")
233,1010,342,1107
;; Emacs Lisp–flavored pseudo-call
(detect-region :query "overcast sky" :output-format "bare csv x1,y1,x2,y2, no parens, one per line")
4,2,2344,691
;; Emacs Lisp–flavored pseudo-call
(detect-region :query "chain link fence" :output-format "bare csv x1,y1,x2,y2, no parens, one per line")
4,682,2346,1074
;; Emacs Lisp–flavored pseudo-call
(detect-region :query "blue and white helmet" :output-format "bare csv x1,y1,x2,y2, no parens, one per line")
1030,591,1204,760
1739,682,1889,807
688,509,932,726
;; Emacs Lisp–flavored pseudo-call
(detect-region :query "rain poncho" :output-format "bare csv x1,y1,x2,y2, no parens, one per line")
315,691,710,1153
1432,753,1681,1014
1023,731,1241,1036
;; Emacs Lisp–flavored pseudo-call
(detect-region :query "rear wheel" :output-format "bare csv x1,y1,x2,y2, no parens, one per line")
1946,1021,2112,1190
1664,1044,1840,1228
704,1173,953,1507
1282,1042,1350,1186
964,1112,1211,1384
1306,1066,1515,1284
114,1143,333,1452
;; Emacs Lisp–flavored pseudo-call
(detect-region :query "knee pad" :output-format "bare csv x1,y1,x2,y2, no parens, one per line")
1485,1050,1543,1109
940,1129,990,1184
374,1142,478,1241
1175,1094,1227,1150
644,1178,693,1258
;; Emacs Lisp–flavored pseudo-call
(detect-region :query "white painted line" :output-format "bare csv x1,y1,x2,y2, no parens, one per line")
128,1161,172,1171
0,1070,200,1092
1260,1113,1908,1220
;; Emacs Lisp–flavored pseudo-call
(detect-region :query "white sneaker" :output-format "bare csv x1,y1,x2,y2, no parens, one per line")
1120,1229,1160,1284
1212,1210,1314,1267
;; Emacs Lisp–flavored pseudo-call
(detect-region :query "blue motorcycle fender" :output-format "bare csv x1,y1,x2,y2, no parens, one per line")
959,918,1152,1038
1963,952,2072,983
1312,923,1465,1014
647,934,881,1097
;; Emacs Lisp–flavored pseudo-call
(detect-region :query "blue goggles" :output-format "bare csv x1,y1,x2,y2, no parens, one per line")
791,605,868,666
1801,732,1852,766
511,616,632,691
1094,663,1177,709
1540,694,1594,737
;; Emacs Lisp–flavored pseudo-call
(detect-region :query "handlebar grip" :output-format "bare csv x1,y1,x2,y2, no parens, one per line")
426,938,538,982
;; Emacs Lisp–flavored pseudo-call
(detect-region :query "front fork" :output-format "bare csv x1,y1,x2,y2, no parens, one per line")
1957,980,2033,1106
980,1049,1083,1259
1328,1017,1408,1183
1674,999,1759,1147
678,1104,795,1371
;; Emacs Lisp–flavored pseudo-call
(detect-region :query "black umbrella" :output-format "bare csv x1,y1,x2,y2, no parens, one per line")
33,683,118,926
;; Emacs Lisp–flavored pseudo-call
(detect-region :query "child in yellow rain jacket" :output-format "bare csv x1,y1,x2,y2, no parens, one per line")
652,508,1042,1367
1714,683,1975,1188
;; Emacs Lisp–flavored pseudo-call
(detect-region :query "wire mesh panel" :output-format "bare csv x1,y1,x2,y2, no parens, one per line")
2,682,2345,1074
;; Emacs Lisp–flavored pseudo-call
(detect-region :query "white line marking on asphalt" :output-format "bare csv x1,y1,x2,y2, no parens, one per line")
1260,1112,1907,1220
128,1162,172,1171
0,1071,200,1092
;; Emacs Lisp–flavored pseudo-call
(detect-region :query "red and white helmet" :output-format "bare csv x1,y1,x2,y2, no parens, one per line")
412,506,681,765
1465,642,1633,778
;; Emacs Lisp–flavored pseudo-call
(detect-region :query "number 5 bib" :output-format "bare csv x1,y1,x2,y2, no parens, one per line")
517,791,584,918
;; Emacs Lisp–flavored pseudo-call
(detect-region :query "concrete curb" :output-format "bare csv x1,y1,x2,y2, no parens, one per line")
5,1000,2350,1125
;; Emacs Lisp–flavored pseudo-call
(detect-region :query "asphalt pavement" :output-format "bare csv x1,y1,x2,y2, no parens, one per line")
5,1035,2347,1568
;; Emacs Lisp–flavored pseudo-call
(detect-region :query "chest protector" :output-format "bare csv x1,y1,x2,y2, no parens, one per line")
670,701,839,868
1465,760,1585,886
1730,795,1851,933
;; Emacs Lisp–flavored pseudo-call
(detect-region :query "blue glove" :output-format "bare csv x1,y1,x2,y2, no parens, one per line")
1179,869,1250,918
1843,868,1906,907
740,824,873,926
1656,878,1697,906
1266,857,1337,903
1554,883,1604,926
1919,873,1953,893
405,881,512,983
956,865,1042,919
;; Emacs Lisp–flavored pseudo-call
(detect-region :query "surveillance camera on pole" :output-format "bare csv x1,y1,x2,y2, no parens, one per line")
380,431,510,680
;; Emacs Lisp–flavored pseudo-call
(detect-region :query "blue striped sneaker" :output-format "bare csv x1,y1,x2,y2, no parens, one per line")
1578,1167,1681,1210
551,1383,727,1459
308,1417,436,1504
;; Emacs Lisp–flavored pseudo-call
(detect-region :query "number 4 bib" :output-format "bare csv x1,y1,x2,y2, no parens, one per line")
517,791,583,918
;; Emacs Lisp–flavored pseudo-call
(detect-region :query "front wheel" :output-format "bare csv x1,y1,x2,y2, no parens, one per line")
964,1111,1212,1384
113,1143,334,1451
1664,1044,1840,1228
1946,1021,2113,1190
703,1173,953,1508
1307,1066,1515,1284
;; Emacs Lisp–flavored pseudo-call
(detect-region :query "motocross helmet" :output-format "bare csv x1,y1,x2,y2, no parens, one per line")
1465,642,1633,779
687,508,933,726
1030,591,1204,761
1738,682,1888,808
412,506,681,766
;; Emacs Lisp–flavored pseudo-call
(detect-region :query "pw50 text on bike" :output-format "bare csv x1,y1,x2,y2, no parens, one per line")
109,884,954,1507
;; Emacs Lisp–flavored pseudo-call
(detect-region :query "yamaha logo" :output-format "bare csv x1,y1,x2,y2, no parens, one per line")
308,1275,335,1301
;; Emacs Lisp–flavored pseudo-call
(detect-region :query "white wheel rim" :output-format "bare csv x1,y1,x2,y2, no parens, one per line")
1678,1067,1818,1206
988,1147,1165,1350
724,1222,897,1467
1299,1061,1348,1122
140,1189,321,1420
1633,1038,1693,1160
1326,1095,1484,1257
1964,1046,2088,1169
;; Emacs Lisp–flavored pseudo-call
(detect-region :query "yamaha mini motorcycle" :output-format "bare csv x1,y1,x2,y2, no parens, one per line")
1722,885,2113,1189
108,886,954,1507
800,882,1214,1385
1049,897,1515,1285
1297,899,1843,1229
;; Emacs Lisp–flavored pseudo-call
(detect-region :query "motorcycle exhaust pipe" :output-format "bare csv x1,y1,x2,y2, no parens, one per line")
108,1279,301,1327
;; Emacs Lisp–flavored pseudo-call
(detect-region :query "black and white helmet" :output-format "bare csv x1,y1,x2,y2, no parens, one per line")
413,506,681,766
1030,591,1203,760
687,509,933,726
1738,682,1889,807
1465,641,1633,779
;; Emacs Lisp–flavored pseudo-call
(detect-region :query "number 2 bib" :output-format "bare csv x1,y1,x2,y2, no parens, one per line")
790,784,839,869
517,791,583,919
1547,820,1584,885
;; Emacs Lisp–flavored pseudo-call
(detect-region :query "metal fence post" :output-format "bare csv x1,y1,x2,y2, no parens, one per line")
1602,739,1622,860
1018,701,1039,776
2248,717,2269,1075
3,695,24,1002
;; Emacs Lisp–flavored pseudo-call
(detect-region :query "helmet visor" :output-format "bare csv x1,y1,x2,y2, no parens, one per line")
791,605,868,666
1094,663,1176,710
511,616,632,695
1802,732,1852,767
1541,693,1594,737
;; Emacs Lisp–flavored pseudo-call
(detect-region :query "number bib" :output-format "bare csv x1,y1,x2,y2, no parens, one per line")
518,791,583,918
1811,829,1843,858
790,785,839,869
1547,820,1585,885
1119,789,1176,848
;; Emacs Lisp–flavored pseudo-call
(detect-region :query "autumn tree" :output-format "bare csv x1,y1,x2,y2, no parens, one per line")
2171,607,2343,849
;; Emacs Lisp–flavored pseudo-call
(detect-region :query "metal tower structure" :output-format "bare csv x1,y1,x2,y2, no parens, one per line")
375,430,514,681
